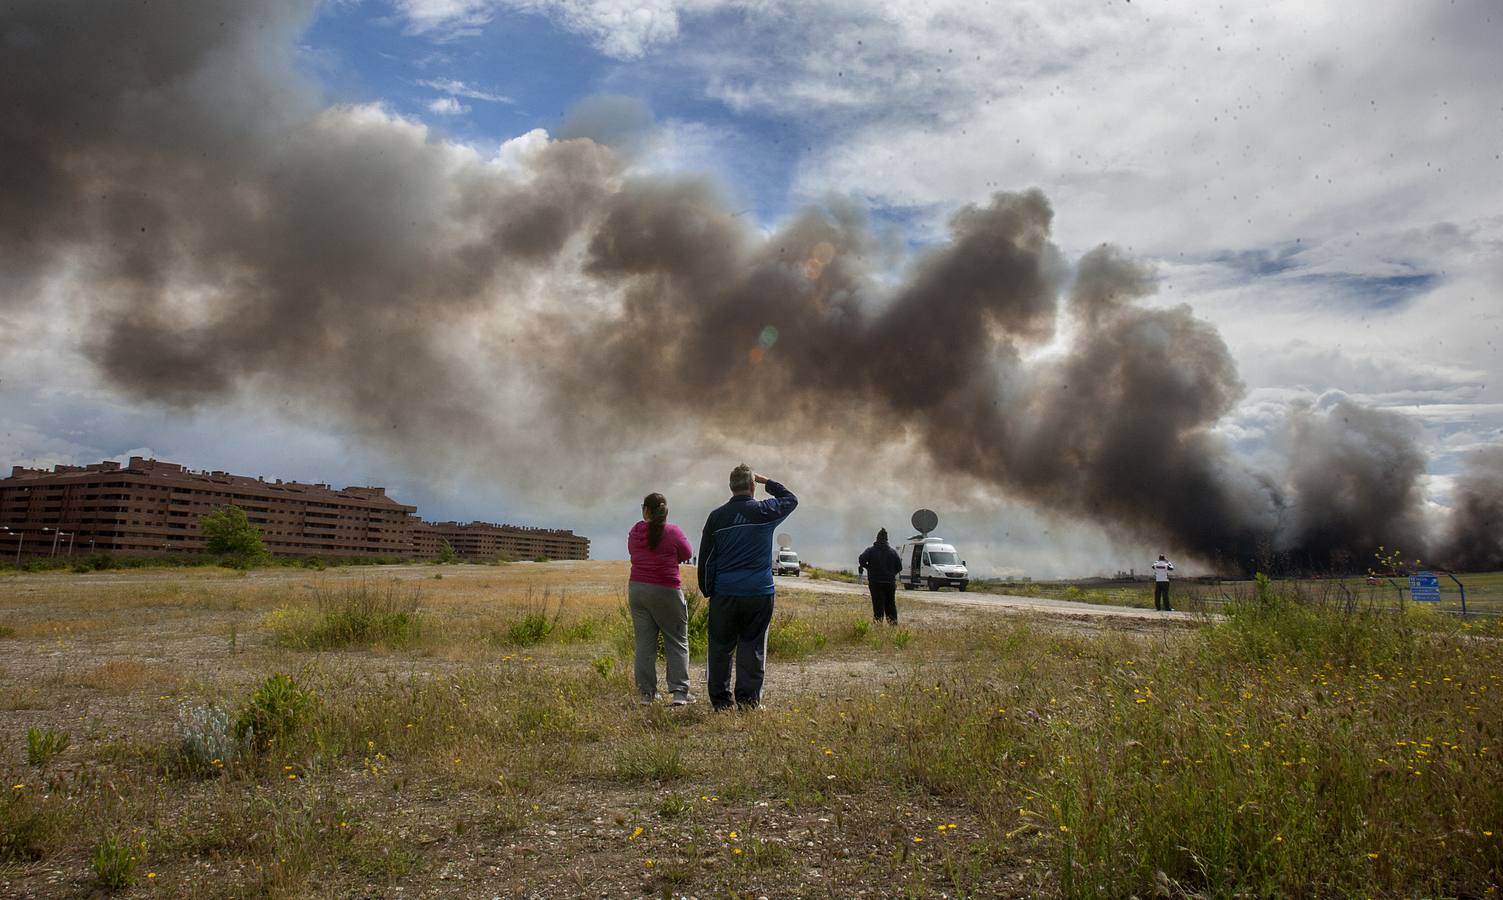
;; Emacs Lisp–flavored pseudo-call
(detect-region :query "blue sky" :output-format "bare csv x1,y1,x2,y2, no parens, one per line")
301,2,815,224
2,0,1500,575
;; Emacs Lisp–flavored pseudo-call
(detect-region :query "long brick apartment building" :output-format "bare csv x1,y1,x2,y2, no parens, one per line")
0,457,588,562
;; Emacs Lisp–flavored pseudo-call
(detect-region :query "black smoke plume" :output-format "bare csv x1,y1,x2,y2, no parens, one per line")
1,0,1492,572
1440,448,1503,570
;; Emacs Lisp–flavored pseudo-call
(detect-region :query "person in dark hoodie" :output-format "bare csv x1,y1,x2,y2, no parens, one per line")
697,464,798,711
858,528,904,623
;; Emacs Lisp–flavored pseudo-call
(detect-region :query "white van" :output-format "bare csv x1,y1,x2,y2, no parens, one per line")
895,536,969,591
774,548,801,577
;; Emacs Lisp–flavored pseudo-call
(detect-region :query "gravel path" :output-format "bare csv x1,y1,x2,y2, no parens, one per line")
783,573,1204,622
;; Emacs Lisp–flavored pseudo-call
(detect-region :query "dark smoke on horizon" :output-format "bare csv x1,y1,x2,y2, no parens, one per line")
2,0,1496,573
1442,448,1503,571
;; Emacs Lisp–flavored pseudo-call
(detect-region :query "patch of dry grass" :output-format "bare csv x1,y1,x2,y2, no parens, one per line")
65,659,182,693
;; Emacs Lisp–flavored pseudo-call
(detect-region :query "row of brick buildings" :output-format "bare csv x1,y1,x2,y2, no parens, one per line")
0,457,588,562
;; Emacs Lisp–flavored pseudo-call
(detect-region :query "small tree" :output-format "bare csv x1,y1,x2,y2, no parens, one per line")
436,540,458,564
199,505,267,564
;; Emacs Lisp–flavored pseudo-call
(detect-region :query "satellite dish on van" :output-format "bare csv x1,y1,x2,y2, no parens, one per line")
776,532,793,549
911,509,938,535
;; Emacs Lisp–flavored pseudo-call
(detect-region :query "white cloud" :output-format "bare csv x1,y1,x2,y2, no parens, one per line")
427,96,470,115
397,0,728,58
418,77,513,104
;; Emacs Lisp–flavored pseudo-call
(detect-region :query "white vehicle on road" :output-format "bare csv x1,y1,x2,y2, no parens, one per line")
774,548,801,577
895,536,969,591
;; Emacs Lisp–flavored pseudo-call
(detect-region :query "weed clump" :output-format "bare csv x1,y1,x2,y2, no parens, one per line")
497,587,572,646
269,581,421,650
615,735,688,782
236,673,314,757
0,786,63,862
25,726,69,766
507,612,553,646
91,835,141,890
767,615,828,658
656,794,689,818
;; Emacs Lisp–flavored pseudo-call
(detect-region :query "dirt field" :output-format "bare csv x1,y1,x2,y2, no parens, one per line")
3,562,1497,898
0,561,1205,898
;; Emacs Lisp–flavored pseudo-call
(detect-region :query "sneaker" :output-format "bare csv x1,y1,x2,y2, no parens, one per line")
637,693,660,706
670,695,695,707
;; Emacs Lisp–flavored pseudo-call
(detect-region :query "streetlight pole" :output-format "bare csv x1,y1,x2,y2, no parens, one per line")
0,527,16,566
47,527,64,558
67,533,75,557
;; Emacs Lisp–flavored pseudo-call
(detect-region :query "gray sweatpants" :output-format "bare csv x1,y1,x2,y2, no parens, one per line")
627,581,691,700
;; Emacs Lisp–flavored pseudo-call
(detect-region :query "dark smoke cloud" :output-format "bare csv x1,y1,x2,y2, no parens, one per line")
1282,398,1429,569
1440,447,1503,570
1,0,1494,572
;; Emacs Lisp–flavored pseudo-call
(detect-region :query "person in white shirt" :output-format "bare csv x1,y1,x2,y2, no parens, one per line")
1152,555,1175,611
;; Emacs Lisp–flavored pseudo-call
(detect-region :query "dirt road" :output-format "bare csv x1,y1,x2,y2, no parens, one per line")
782,572,1203,622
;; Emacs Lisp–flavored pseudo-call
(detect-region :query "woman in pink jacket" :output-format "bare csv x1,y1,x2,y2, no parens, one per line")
627,493,695,705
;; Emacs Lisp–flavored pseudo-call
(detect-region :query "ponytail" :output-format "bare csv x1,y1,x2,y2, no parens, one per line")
643,493,668,549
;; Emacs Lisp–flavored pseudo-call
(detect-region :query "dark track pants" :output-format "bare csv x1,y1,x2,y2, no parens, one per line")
707,594,774,710
869,581,897,623
1154,581,1172,611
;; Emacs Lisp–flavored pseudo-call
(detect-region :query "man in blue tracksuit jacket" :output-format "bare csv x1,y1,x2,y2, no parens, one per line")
697,464,798,710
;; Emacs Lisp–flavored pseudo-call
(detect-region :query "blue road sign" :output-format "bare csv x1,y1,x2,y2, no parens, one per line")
1409,572,1441,602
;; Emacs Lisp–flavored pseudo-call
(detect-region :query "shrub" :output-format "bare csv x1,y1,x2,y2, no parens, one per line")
71,553,118,573
176,702,245,773
591,655,615,679
25,726,69,767
91,835,141,890
436,540,458,564
507,613,553,646
235,674,313,756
